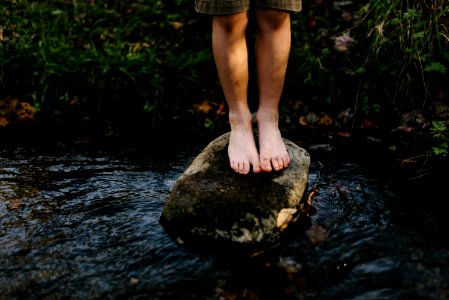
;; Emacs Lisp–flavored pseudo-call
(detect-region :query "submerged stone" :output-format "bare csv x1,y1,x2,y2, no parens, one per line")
159,132,310,253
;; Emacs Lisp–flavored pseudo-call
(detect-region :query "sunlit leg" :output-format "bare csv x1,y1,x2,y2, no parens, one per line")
254,8,291,172
212,11,261,174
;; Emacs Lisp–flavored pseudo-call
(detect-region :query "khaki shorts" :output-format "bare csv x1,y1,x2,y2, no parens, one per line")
195,0,302,15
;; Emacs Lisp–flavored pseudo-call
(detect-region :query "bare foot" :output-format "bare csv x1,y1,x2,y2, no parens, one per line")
228,112,261,174
257,113,290,172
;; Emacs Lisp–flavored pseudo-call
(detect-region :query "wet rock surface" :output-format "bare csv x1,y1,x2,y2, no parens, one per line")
160,132,311,253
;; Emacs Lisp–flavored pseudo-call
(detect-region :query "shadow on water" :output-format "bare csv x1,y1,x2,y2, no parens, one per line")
1,140,449,299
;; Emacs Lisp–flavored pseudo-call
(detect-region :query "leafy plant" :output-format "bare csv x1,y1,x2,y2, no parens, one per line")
0,0,212,130
430,120,448,156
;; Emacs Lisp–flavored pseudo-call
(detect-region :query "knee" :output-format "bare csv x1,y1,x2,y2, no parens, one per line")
212,12,249,35
256,8,290,32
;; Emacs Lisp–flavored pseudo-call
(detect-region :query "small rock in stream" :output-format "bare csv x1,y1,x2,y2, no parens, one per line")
159,132,311,254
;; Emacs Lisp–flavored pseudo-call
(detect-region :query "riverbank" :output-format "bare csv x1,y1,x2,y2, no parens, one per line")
1,97,446,217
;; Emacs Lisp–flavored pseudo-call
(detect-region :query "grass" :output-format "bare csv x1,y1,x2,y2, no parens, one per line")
0,0,448,163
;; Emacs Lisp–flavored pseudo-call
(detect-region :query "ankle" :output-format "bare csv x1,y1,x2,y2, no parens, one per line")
256,110,279,125
229,110,253,127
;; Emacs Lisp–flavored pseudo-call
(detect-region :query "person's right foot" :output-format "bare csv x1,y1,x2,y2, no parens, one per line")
228,112,261,175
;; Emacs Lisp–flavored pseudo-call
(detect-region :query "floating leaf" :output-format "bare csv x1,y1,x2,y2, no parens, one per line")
276,208,297,229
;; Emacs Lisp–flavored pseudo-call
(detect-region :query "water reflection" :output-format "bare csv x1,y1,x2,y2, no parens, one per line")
1,146,448,299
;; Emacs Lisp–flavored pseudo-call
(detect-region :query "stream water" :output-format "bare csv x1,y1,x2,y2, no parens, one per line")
1,141,448,299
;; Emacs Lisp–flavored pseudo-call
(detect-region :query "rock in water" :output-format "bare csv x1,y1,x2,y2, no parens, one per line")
159,132,310,253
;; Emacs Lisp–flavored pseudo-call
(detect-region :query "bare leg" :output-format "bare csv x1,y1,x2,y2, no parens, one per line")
212,12,261,174
255,8,291,172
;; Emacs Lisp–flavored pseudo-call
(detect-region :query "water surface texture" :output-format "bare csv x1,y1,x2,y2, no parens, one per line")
1,145,448,299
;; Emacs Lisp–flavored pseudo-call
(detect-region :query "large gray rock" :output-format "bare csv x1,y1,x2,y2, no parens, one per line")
159,132,310,253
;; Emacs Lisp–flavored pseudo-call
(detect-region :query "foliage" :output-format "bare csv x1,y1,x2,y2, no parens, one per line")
0,0,448,160
0,0,213,129
288,0,449,159
430,120,448,156
362,0,449,158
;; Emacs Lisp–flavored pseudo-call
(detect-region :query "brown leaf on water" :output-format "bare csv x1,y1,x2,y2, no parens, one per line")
7,198,23,210
307,186,319,206
193,100,213,114
306,223,329,245
276,208,297,229
129,277,139,285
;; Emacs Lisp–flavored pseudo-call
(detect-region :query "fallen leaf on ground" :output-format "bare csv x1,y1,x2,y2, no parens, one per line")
193,100,213,113
216,100,226,115
171,21,184,30
0,117,9,127
338,131,351,137
318,112,333,126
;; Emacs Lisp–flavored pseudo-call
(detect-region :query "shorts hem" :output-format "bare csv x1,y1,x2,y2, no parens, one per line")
195,6,251,15
195,0,301,15
257,3,302,12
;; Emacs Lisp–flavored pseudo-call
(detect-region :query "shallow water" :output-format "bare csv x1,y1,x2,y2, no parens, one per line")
1,144,448,299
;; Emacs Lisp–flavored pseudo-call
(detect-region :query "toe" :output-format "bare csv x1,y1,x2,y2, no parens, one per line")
252,162,262,174
237,162,244,174
241,161,250,175
230,160,238,173
260,157,272,172
278,156,288,170
237,161,247,174
283,155,290,168
272,157,281,171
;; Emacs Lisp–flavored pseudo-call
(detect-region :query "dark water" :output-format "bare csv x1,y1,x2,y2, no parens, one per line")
1,143,449,300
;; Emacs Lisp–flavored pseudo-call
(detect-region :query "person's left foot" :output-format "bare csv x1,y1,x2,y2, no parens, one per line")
257,113,290,172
